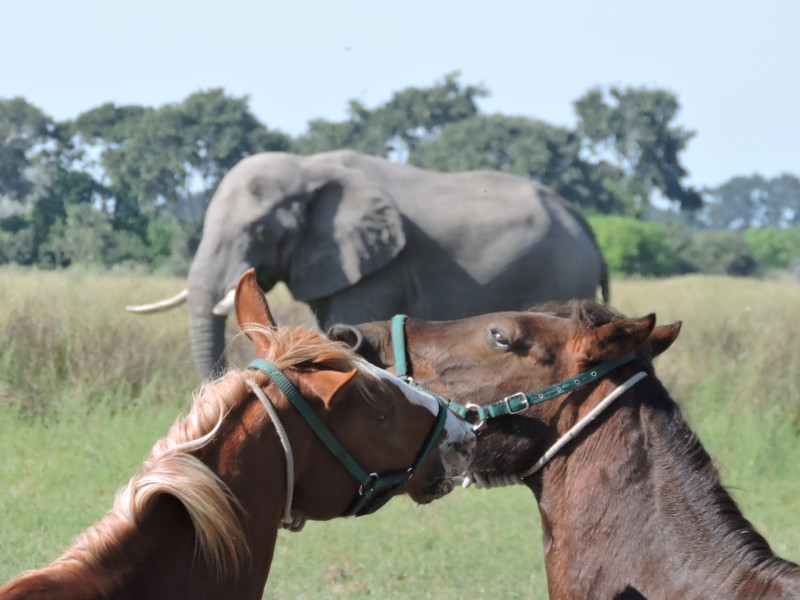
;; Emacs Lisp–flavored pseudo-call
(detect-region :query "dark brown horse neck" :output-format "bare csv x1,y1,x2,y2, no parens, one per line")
536,373,800,600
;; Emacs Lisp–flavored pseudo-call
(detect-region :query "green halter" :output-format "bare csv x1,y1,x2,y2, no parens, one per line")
249,357,448,517
391,314,636,429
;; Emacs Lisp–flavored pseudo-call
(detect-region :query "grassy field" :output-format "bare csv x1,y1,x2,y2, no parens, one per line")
1,268,799,598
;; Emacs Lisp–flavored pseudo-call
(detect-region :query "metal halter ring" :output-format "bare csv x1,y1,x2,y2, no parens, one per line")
463,403,486,431
358,473,380,496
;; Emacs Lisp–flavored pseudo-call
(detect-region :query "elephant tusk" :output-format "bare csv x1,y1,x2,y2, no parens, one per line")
126,289,189,313
212,288,237,316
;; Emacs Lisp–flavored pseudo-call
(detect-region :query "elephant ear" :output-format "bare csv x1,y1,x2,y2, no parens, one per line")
289,172,406,302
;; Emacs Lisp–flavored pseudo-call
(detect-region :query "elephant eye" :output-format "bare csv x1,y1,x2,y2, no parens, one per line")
488,327,511,350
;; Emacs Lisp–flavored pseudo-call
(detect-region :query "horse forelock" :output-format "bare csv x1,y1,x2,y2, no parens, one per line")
528,299,623,330
242,324,358,373
242,324,382,408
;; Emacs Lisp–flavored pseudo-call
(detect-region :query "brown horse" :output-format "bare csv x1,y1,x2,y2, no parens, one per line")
0,270,475,600
329,302,800,600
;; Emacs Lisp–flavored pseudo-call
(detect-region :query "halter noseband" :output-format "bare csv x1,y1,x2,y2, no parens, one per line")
248,357,448,518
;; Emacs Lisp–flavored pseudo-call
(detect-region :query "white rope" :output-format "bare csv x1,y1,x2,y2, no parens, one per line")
462,371,648,489
245,378,295,528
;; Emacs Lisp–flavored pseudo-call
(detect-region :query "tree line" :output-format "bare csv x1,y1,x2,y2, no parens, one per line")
1,73,798,276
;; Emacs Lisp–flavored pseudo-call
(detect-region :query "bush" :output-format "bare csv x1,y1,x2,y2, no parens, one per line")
0,225,36,265
683,230,758,276
744,227,800,272
40,205,113,267
588,216,685,276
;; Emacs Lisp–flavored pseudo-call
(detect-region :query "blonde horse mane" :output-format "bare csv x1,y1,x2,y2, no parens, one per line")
48,372,251,585
238,323,375,401
48,324,367,588
240,323,358,371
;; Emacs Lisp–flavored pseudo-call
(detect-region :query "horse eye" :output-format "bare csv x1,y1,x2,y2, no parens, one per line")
488,327,511,349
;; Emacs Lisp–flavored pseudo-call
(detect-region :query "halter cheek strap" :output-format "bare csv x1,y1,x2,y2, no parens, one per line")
391,313,649,486
463,370,648,488
248,358,448,518
243,378,297,528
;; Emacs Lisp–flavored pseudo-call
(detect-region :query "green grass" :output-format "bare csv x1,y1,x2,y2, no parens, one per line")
1,269,799,597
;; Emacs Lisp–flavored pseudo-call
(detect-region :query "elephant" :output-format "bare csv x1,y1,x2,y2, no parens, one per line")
128,150,609,377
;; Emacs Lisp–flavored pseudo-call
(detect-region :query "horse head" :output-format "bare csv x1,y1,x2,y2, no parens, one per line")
328,301,681,485
233,269,476,517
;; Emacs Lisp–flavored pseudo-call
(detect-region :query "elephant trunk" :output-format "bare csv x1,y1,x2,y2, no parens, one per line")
187,243,236,378
187,282,228,378
187,235,256,377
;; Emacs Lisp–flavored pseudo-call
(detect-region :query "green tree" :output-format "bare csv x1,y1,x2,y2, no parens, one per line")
589,215,686,275
413,114,626,213
575,87,701,211
70,102,152,232
69,90,290,260
178,88,291,190
41,204,118,267
744,226,800,271
0,97,59,201
0,216,36,265
294,72,488,157
703,174,800,229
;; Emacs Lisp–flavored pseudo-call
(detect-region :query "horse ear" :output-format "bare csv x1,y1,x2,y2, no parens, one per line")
298,369,359,408
235,268,278,356
648,321,682,358
580,314,657,364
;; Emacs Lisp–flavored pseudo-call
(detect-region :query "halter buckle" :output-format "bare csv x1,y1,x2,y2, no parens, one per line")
464,403,486,431
503,392,529,414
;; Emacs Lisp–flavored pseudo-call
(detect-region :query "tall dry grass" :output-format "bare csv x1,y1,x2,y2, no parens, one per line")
0,267,197,416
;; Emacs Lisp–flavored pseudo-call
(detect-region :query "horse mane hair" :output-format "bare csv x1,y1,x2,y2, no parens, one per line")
532,299,786,571
47,324,367,589
48,372,251,587
650,394,782,572
544,300,788,574
238,323,378,405
531,298,622,329
243,324,358,373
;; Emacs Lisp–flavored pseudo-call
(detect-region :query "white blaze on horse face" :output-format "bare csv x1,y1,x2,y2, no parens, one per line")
356,360,476,476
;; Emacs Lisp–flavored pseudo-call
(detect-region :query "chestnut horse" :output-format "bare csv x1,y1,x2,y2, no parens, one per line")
0,270,475,600
329,302,800,599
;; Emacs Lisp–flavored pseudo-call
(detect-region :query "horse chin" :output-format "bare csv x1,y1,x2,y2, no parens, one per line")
409,477,456,505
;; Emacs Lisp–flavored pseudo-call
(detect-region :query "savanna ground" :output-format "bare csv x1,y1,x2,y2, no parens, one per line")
1,268,799,599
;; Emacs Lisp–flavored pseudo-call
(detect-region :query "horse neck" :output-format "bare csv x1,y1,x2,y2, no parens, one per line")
0,491,281,600
0,396,291,600
536,375,800,600
0,497,198,599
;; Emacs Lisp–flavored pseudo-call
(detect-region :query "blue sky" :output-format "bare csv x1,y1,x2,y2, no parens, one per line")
3,0,799,188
